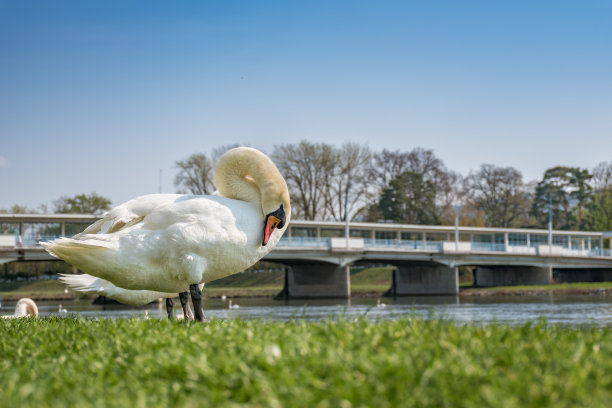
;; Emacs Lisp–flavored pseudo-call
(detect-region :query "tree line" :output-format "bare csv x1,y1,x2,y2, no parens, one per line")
0,193,111,216
174,141,612,231
4,142,611,232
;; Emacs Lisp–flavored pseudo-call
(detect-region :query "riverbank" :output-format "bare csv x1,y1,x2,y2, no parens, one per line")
461,282,612,296
3,268,612,301
1,317,611,407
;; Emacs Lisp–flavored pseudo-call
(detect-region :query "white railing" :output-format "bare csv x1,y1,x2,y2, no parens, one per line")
4,233,612,258
278,237,330,248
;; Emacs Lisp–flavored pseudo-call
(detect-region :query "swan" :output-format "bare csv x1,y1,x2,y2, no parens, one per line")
58,304,68,314
376,299,386,308
42,147,290,321
1,298,39,318
228,300,240,309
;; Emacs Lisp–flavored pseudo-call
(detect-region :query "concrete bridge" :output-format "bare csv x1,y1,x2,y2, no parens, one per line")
1,214,612,298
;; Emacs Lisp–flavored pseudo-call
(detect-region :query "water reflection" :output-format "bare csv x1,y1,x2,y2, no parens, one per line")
3,295,612,327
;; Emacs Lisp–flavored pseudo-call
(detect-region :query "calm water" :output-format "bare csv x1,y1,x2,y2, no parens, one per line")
4,295,612,327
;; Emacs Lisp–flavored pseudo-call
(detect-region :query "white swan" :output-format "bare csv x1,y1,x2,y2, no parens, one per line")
42,147,290,321
1,298,39,318
228,300,240,309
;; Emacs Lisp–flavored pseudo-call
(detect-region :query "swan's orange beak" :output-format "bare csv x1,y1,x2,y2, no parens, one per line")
262,205,286,246
263,215,281,246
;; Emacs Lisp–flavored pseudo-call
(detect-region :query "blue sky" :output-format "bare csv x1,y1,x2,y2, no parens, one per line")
1,0,611,210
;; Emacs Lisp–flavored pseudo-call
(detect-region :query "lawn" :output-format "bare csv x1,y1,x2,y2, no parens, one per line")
1,317,612,407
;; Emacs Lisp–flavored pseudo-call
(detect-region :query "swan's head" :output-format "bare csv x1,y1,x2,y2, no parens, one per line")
214,147,291,246
262,203,287,246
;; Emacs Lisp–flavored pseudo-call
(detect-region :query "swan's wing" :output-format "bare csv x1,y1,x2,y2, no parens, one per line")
59,273,175,306
74,194,185,237
75,215,145,237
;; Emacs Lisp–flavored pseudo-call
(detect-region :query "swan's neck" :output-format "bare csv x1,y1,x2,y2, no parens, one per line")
215,164,262,207
214,148,289,215
14,299,38,317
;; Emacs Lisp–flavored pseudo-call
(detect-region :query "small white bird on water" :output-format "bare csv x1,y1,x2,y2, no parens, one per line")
376,299,386,308
1,298,39,319
42,147,290,322
58,304,68,314
228,300,240,309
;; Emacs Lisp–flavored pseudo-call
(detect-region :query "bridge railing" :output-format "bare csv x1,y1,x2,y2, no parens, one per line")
4,234,612,258
363,239,443,251
472,242,506,252
278,237,330,248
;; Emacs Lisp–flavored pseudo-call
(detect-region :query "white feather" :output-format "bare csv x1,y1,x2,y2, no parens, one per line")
59,273,191,306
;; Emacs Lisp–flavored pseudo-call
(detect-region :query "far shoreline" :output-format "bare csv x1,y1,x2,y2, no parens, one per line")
3,283,612,302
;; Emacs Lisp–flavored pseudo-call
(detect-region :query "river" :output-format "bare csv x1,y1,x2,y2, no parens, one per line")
4,295,612,327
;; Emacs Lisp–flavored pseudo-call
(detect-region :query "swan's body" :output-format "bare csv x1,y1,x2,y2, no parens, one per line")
228,300,240,309
1,298,38,318
42,147,290,320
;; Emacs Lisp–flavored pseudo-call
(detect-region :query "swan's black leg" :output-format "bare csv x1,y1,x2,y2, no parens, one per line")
189,283,205,322
179,291,193,320
166,297,174,320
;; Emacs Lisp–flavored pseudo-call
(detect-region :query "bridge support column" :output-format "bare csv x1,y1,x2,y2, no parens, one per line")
553,268,612,283
388,262,458,296
474,265,552,287
276,262,350,299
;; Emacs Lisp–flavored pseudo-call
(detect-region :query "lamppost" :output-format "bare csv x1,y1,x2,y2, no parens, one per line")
454,204,460,251
548,192,553,255
345,177,351,249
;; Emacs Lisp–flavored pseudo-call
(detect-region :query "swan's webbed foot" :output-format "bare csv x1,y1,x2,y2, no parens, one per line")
189,283,205,322
165,297,174,320
179,291,193,320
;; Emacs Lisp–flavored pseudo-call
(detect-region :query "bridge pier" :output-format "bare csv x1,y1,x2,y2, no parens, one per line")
553,268,612,283
474,265,552,287
275,262,350,299
387,262,458,296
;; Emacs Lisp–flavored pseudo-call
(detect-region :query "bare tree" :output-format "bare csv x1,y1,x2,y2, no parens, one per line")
592,161,612,192
464,164,530,227
272,141,336,220
370,147,460,224
369,149,412,192
174,153,214,195
324,143,373,221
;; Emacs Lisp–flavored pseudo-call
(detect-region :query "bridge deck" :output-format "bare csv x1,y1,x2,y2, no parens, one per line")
1,215,611,269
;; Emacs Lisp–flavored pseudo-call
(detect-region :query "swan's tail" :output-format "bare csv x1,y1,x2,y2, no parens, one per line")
59,273,104,294
41,236,116,276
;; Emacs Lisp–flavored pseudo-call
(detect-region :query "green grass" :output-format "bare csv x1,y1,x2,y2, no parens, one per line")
351,266,393,295
0,279,78,300
1,318,612,407
0,279,66,293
